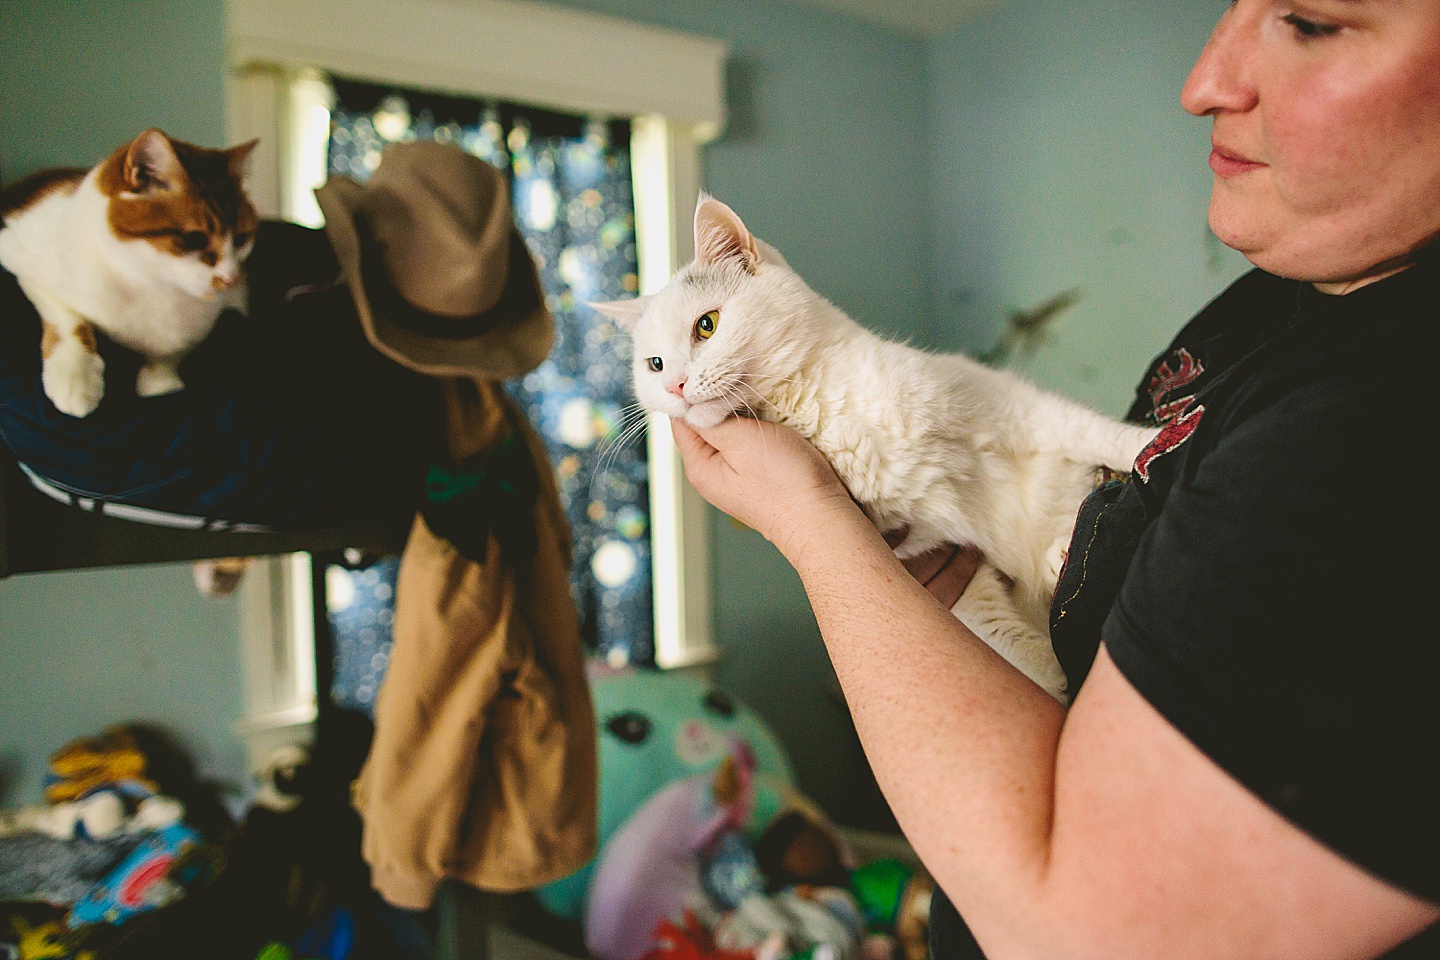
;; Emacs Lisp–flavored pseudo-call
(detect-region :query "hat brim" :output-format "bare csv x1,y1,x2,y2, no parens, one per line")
316,176,554,381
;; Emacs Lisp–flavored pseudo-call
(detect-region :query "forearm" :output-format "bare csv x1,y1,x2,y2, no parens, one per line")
784,501,1067,951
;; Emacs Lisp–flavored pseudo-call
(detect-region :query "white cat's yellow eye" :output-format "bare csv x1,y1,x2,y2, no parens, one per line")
695,310,719,340
647,357,664,372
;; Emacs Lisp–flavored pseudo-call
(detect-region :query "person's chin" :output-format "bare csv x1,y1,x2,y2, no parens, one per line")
1207,199,1269,262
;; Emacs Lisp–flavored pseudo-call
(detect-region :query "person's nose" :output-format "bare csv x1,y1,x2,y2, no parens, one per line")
1181,3,1259,118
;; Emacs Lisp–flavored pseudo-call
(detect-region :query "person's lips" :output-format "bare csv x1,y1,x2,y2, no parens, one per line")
1209,142,1265,178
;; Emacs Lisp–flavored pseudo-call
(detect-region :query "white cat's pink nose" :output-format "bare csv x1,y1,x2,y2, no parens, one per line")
667,378,686,398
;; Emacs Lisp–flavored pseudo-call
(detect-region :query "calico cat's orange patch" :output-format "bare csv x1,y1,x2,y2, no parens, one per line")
93,131,258,261
75,322,98,354
41,321,98,359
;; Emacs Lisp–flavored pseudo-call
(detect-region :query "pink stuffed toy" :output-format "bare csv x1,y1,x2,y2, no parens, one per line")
584,740,756,960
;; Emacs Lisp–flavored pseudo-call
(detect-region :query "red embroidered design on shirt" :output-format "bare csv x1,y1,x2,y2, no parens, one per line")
1148,348,1204,423
1135,403,1204,482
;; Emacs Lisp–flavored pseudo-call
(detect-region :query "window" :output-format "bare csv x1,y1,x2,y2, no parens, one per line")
226,0,728,754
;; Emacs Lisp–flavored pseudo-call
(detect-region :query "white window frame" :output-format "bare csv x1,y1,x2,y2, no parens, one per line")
228,0,727,760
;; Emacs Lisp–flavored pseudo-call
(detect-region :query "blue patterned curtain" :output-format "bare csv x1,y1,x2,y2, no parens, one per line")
323,79,653,713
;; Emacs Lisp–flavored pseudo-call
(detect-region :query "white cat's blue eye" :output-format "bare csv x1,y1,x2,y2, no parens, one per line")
647,357,664,372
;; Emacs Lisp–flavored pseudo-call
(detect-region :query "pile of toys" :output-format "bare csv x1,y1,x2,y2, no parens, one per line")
0,726,223,959
539,668,933,960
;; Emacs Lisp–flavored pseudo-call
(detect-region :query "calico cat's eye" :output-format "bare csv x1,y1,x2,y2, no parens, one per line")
647,357,664,372
234,231,252,248
179,230,208,252
695,310,719,340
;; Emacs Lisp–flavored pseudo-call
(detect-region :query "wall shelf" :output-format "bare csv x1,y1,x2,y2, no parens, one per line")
0,448,405,579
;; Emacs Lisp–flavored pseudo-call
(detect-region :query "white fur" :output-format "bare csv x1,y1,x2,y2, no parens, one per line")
0,169,249,417
601,196,1158,703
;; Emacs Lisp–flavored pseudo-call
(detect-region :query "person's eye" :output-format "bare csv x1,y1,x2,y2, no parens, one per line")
694,309,719,341
1282,12,1340,40
647,356,664,372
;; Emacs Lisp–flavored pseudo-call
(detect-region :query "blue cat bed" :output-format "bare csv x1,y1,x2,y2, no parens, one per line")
0,220,440,569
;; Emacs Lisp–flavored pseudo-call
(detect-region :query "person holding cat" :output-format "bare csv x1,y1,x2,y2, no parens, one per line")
668,2,1440,958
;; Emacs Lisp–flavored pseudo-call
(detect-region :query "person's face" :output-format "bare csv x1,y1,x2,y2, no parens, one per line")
1182,0,1440,290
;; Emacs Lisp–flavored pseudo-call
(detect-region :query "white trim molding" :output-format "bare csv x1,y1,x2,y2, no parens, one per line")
227,0,727,138
235,552,318,772
631,115,715,668
225,0,726,694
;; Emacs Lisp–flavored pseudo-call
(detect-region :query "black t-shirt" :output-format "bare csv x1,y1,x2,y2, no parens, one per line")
932,251,1440,958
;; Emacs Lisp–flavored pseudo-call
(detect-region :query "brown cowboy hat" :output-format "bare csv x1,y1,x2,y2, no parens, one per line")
315,140,553,380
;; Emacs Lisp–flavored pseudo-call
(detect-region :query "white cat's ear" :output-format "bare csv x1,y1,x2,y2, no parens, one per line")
124,128,184,193
228,139,260,179
587,296,649,331
694,195,761,275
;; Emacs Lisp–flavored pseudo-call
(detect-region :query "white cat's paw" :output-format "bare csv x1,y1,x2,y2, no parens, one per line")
42,341,106,417
1022,651,1071,705
136,363,185,398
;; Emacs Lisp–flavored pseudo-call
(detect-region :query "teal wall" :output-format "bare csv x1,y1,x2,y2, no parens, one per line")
0,0,242,808
0,0,1259,829
0,0,227,182
926,0,1251,415
0,565,248,807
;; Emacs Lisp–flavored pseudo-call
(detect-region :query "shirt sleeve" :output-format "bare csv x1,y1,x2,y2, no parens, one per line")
1102,360,1439,902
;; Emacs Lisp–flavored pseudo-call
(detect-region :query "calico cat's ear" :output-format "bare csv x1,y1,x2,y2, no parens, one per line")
694,194,760,275
227,139,260,179
123,129,184,193
587,296,650,331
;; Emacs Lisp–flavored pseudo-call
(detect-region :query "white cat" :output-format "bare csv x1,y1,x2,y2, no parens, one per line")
592,196,1158,703
0,128,257,417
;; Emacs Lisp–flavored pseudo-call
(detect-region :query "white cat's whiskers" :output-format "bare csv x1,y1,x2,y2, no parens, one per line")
593,401,650,466
714,377,762,422
729,376,793,433
585,402,652,506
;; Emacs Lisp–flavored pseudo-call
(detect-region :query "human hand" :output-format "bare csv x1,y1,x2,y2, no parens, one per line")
884,527,981,610
670,416,860,560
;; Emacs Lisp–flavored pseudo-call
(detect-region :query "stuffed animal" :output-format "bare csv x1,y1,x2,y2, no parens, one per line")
639,911,754,960
711,886,865,960
68,822,201,927
5,916,97,960
536,666,796,920
44,728,157,806
584,742,757,960
848,859,933,960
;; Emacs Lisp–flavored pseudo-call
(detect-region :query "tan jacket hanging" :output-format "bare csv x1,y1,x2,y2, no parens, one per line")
353,378,598,910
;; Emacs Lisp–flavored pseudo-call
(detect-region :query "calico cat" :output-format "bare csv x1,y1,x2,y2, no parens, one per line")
593,196,1159,703
0,128,259,417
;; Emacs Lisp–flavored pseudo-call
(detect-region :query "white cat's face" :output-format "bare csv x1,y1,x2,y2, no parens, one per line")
595,196,816,429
